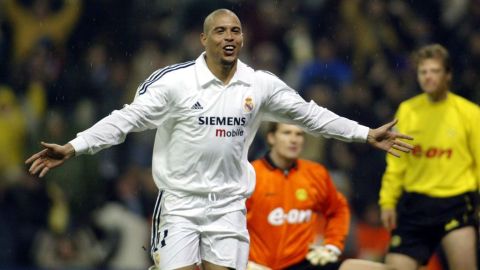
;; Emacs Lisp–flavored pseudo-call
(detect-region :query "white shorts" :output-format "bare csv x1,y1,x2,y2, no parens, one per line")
150,191,250,270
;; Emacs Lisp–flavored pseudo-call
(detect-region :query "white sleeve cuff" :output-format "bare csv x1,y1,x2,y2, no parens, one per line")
354,124,370,143
69,136,89,156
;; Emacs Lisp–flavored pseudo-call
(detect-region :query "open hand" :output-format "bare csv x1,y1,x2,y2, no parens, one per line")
25,142,75,178
367,119,413,157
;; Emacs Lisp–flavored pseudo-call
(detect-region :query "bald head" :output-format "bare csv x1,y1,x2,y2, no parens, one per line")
200,8,244,71
203,9,241,34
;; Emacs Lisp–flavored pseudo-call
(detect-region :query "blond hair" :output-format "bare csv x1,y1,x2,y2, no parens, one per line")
413,44,452,73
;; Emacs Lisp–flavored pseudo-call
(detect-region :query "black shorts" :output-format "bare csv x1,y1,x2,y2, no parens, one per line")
388,191,479,265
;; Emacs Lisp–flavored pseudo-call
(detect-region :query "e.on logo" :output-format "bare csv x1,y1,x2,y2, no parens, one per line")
412,145,453,159
267,207,312,226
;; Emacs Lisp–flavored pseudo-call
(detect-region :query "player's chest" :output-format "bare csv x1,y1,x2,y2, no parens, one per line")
259,173,319,209
174,84,260,117
170,84,262,131
406,109,467,144
257,174,318,226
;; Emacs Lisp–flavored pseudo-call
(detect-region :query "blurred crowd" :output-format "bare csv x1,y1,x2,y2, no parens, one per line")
0,0,479,269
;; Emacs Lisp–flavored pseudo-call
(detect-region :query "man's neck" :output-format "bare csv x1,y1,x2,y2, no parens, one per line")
427,89,448,102
205,56,237,84
268,151,295,171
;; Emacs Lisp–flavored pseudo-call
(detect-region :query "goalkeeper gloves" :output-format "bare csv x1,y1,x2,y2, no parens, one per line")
306,244,341,266
247,261,272,270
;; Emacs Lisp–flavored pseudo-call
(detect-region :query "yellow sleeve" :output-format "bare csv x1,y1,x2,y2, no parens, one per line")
379,105,408,209
470,105,480,187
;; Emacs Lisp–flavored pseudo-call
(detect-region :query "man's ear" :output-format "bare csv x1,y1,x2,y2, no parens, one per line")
200,33,207,47
267,133,275,147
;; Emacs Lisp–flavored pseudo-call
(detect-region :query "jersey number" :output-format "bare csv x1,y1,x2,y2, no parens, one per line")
160,229,168,248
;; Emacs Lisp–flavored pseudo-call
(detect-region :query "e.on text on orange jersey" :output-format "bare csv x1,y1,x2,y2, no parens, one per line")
246,157,350,269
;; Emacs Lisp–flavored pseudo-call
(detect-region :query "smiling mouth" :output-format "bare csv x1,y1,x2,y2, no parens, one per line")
223,45,236,55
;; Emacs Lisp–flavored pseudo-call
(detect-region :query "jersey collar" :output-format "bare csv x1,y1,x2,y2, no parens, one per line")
262,152,298,174
195,52,253,88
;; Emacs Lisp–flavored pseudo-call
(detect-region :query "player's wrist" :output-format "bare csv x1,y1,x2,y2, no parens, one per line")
68,137,88,156
367,128,377,144
64,143,76,159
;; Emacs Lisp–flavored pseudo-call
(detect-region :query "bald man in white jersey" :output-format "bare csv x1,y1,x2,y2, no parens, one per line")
26,9,413,270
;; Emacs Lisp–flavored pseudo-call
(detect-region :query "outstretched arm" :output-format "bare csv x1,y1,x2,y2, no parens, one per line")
367,119,413,157
25,142,75,178
262,74,414,150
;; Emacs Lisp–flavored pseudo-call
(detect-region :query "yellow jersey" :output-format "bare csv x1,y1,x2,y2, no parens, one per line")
380,92,480,209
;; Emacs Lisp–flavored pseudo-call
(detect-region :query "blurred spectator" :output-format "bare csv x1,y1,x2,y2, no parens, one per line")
341,0,402,74
251,41,284,76
94,202,150,270
300,83,336,163
33,226,104,269
90,166,154,270
459,31,480,103
0,173,50,267
282,19,314,87
440,0,469,31
42,110,104,224
32,180,104,269
9,40,61,113
298,37,353,94
0,15,11,83
324,83,385,215
0,85,26,184
4,0,81,64
64,42,111,110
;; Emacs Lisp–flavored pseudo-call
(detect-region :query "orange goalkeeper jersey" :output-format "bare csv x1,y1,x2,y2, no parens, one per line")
247,156,350,269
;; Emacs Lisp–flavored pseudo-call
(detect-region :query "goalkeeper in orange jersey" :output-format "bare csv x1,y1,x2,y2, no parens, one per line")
246,123,350,270
379,44,480,270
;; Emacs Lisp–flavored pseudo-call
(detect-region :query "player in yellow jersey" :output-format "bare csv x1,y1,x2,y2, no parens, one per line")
379,44,480,270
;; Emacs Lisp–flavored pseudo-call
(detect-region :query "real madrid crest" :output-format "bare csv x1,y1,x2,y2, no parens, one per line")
243,96,254,113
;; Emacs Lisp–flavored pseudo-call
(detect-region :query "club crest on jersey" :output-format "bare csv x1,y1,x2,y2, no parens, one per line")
243,96,254,113
295,188,308,201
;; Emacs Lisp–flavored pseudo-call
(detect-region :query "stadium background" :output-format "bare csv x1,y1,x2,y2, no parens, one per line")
0,0,479,269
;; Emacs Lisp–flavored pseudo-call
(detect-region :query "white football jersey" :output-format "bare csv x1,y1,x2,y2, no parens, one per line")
70,53,368,202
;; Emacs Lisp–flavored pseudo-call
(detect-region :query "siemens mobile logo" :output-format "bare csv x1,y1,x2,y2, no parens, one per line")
198,116,246,126
215,128,244,137
198,116,247,137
